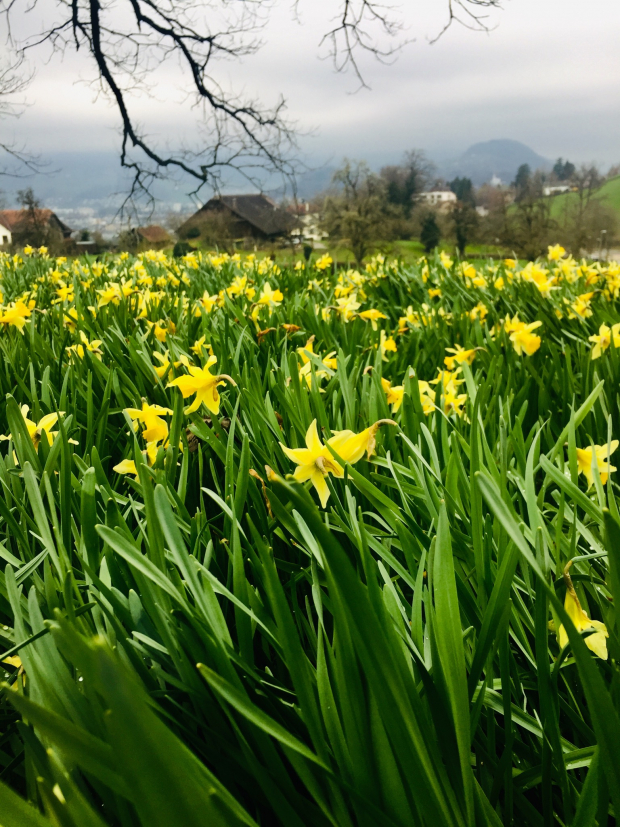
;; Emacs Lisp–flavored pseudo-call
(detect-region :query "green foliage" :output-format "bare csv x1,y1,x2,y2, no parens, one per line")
0,246,618,826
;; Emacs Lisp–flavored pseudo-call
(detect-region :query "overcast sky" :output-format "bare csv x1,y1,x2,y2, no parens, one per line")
3,0,620,172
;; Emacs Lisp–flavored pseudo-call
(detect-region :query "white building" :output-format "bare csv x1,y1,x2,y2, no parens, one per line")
0,222,11,246
543,185,571,197
416,189,457,212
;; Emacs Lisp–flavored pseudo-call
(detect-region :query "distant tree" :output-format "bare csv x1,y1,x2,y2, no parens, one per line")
451,202,478,255
420,211,441,253
553,158,576,182
322,161,398,265
557,164,614,254
380,150,435,218
505,171,555,259
449,177,475,206
513,164,531,202
79,229,91,241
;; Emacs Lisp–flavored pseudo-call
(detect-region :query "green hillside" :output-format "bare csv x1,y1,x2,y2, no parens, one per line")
548,174,620,220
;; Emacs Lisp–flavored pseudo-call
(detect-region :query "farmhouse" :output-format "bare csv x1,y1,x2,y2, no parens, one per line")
179,194,297,243
0,209,73,242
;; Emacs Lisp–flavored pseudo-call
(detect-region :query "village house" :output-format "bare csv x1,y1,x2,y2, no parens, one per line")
178,194,297,244
0,209,73,247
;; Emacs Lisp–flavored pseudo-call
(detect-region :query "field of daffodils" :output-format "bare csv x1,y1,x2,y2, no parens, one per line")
1,243,620,826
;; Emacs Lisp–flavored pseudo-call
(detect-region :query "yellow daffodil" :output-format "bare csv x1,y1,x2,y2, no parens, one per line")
97,283,122,307
256,282,283,309
379,331,397,360
280,418,395,507
315,253,333,271
0,301,33,331
67,331,103,360
570,292,595,319
439,252,453,269
557,561,608,659
469,302,488,323
167,356,235,414
548,244,566,261
576,441,618,487
589,323,620,359
510,320,542,356
444,345,476,371
381,378,404,412
191,336,214,356
113,458,139,477
64,307,79,332
125,401,173,444
0,405,62,450
359,308,388,330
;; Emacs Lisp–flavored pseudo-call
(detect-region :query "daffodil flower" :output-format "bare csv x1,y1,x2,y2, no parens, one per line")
557,561,608,659
381,378,404,412
509,321,542,356
256,282,283,308
0,405,62,450
576,441,618,487
359,308,388,330
191,335,213,356
444,345,477,371
113,440,160,478
125,401,173,444
0,301,33,331
589,323,620,359
547,244,566,262
67,331,104,360
167,356,235,414
280,419,396,507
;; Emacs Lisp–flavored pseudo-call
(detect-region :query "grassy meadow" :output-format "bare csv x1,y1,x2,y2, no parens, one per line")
1,244,620,826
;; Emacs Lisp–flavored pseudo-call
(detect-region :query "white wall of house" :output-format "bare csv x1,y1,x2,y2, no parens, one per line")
417,190,457,207
0,223,11,246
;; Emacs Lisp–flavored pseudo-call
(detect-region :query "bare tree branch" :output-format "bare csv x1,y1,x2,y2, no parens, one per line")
0,0,503,209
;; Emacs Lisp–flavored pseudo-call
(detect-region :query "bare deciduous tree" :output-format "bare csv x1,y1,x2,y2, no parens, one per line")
322,160,400,264
0,0,501,206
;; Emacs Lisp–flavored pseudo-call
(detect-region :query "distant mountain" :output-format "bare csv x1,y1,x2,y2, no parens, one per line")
440,140,552,186
0,152,192,214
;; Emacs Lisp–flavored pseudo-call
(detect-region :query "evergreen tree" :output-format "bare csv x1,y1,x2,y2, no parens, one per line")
420,212,441,253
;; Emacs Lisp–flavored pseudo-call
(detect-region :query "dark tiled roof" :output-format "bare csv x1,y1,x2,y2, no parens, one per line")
205,194,297,236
